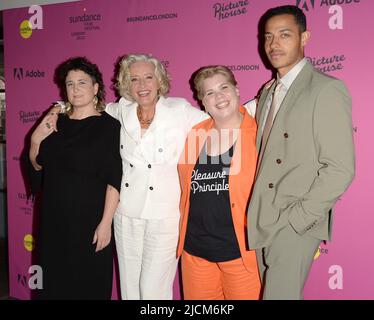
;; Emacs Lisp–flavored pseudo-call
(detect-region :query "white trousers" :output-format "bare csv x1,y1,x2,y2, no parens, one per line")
114,214,180,300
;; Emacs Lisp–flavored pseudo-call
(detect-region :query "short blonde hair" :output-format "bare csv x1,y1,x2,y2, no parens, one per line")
193,65,237,101
116,54,170,101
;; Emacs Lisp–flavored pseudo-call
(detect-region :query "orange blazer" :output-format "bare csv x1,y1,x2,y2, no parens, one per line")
177,106,259,273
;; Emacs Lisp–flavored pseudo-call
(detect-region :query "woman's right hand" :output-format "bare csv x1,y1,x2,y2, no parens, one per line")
31,108,59,145
29,105,62,171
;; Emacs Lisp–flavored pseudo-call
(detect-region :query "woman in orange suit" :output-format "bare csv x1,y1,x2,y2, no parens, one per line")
177,65,261,300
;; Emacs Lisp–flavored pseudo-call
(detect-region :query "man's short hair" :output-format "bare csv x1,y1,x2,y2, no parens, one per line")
262,5,307,33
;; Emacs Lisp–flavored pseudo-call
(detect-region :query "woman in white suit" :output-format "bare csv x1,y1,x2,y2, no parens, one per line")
105,54,208,299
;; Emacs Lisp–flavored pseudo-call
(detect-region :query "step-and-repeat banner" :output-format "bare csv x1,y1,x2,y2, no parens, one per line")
4,0,371,299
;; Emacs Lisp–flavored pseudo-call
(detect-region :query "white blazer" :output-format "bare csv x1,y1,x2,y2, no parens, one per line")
106,96,209,219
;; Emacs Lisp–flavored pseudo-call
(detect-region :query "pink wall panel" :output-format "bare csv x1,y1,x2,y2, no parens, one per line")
4,0,371,299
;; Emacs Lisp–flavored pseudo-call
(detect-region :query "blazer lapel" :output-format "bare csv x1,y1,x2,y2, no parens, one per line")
121,100,141,143
256,81,277,149
270,61,313,133
122,96,170,143
256,61,314,178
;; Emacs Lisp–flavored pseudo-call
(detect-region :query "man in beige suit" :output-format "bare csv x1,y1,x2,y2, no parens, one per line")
247,5,355,299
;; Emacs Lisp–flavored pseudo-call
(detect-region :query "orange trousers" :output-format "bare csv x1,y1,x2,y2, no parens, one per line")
181,251,261,300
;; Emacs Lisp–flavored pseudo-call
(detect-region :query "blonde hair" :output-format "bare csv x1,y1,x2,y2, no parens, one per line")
116,54,170,101
193,65,237,101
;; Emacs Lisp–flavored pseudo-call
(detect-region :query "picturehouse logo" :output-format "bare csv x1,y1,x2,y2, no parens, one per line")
19,110,41,124
306,54,345,73
213,0,249,21
18,192,34,216
13,68,45,80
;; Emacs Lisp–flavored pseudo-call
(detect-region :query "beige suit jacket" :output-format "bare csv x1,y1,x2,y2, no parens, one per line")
247,61,355,249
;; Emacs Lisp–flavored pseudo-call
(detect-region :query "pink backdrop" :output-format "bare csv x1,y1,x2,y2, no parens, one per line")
3,0,371,299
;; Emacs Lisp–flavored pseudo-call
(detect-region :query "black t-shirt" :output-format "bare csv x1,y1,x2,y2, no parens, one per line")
184,143,241,262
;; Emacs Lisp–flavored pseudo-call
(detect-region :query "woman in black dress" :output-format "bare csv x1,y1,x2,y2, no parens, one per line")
28,57,122,299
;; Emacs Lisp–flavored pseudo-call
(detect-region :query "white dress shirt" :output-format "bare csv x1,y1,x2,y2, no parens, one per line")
261,58,307,133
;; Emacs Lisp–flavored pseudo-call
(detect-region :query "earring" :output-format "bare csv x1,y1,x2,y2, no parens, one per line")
65,101,72,113
93,96,98,110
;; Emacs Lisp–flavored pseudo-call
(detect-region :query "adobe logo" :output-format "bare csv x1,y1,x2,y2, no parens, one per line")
13,68,24,80
296,0,315,11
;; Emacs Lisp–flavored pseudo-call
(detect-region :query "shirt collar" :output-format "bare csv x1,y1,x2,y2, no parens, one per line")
277,58,307,90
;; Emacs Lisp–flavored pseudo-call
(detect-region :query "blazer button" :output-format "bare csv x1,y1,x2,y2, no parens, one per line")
276,159,282,164
130,164,133,167
148,164,152,168
284,133,289,139
158,148,163,153
231,203,235,208
125,183,129,187
121,145,124,149
269,183,274,189
149,186,154,190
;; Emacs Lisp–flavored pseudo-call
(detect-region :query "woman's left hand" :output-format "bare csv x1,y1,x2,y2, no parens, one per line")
92,221,112,252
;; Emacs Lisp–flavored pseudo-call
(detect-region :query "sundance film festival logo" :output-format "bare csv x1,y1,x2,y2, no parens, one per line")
213,0,249,21
69,12,101,24
69,9,102,40
13,68,45,80
68,11,102,30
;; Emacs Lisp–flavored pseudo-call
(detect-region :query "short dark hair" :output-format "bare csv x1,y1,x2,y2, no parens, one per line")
54,56,105,112
262,5,307,33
